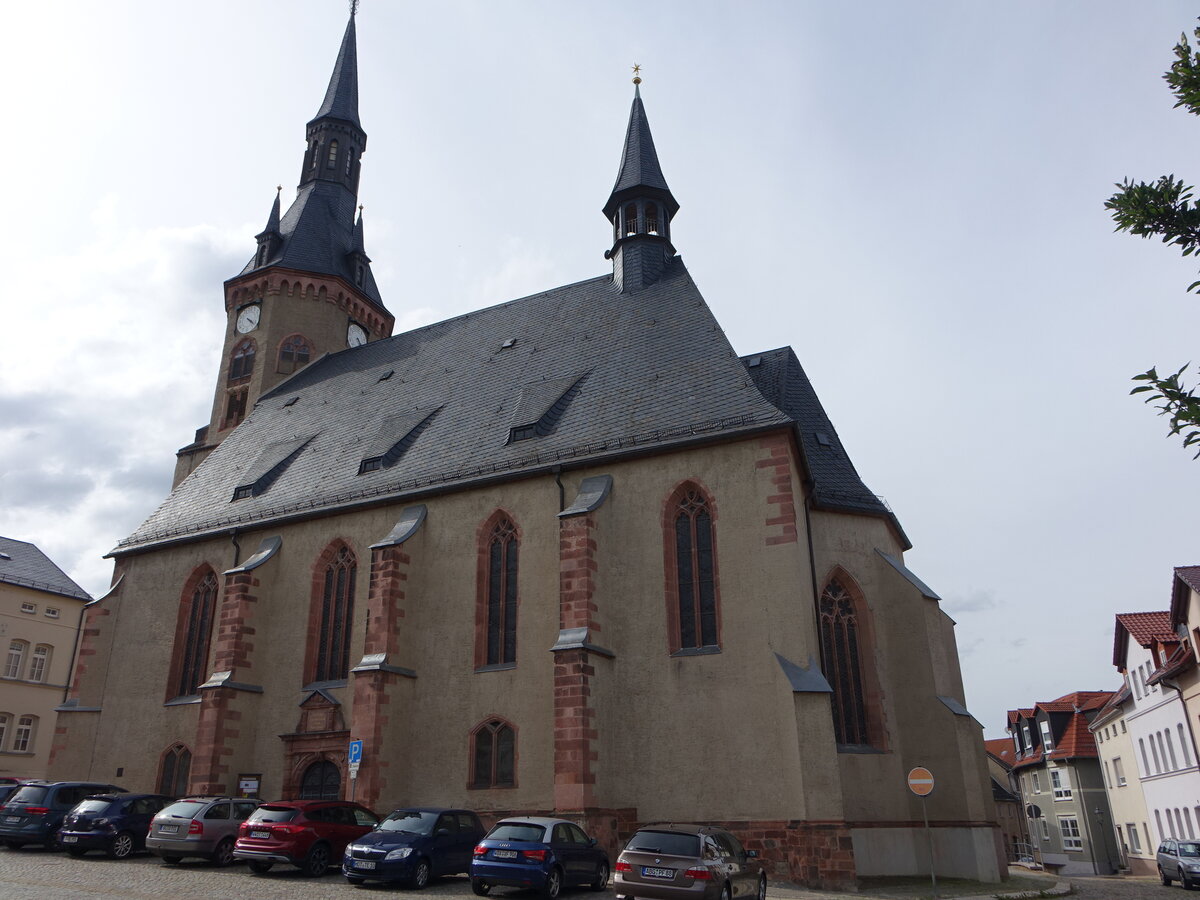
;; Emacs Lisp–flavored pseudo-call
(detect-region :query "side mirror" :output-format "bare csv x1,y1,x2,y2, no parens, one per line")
588,838,598,847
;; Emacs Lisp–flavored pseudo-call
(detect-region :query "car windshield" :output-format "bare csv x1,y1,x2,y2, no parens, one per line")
379,810,438,834
73,799,114,814
157,801,207,819
246,806,298,824
9,786,48,806
1181,843,1200,858
627,831,702,857
488,823,547,843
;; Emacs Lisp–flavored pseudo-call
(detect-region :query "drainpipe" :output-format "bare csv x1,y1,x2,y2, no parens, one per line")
552,466,565,513
230,528,242,568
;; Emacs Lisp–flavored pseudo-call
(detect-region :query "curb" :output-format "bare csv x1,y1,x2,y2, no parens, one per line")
988,882,1072,899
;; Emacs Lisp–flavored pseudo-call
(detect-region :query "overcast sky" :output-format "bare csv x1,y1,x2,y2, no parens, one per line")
2,1,1199,740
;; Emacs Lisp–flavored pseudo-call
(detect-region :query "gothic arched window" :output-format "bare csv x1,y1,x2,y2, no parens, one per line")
665,484,720,653
624,203,638,236
470,719,516,789
300,759,341,800
311,545,356,683
819,577,870,746
277,334,313,375
158,744,192,797
228,338,256,384
174,571,218,698
479,516,519,668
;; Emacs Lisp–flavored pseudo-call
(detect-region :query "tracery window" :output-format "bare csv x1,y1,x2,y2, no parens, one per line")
483,518,519,667
277,334,313,375
470,719,516,789
313,545,356,683
175,571,218,698
819,577,869,745
668,485,719,652
158,744,191,797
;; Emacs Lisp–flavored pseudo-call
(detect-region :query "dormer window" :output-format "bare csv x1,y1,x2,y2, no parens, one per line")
327,140,339,169
624,203,638,236
1040,719,1054,752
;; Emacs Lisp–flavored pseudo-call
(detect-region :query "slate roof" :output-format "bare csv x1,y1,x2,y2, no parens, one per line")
119,258,897,553
604,86,678,218
0,536,91,601
312,14,360,127
1171,565,1200,626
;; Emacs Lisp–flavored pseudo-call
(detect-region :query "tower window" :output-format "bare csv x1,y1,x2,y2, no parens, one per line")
224,388,248,429
228,339,256,384
624,203,638,236
327,140,339,169
646,204,659,235
277,334,313,375
667,484,719,652
310,544,356,683
346,147,355,176
310,140,320,170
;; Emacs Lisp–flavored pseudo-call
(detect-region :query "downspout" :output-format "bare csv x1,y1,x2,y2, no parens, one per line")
230,527,242,568
552,466,565,513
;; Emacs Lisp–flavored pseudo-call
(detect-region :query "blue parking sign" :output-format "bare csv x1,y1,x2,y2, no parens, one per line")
348,739,363,764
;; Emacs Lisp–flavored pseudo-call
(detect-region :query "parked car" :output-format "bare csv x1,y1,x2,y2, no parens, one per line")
147,796,261,865
0,782,125,850
0,779,44,806
470,817,609,899
1157,838,1200,888
233,800,379,877
613,824,766,900
58,793,173,859
343,807,485,886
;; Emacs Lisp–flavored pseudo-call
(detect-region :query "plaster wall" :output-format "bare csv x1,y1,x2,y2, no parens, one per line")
1093,706,1155,870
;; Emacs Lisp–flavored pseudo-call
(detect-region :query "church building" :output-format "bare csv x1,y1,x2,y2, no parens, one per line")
50,11,1001,889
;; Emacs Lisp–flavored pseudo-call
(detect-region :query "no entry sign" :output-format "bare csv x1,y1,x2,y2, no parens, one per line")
908,766,935,796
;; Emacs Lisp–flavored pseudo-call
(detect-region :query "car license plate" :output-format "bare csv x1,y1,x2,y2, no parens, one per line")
5,817,18,824
494,849,518,859
251,830,271,839
643,866,674,879
159,824,178,834
62,836,78,843
355,860,376,869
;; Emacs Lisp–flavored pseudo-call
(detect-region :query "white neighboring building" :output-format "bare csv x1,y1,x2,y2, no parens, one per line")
1112,612,1200,853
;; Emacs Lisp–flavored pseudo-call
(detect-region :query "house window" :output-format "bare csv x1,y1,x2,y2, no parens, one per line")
28,646,49,684
1114,756,1127,786
176,571,218,698
1059,815,1082,851
13,716,36,752
0,714,8,750
313,545,356,683
228,338,256,384
1040,720,1054,752
277,334,312,375
158,744,191,797
1022,724,1033,750
1128,823,1142,853
1032,771,1041,793
470,719,515,789
1040,818,1049,840
670,486,719,653
44,607,59,619
1051,768,1072,800
1012,733,1021,755
224,388,248,429
483,517,519,667
19,603,35,615
1122,720,1127,733
4,641,27,679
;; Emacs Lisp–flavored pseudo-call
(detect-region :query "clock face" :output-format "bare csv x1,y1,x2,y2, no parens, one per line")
235,304,261,334
347,322,368,347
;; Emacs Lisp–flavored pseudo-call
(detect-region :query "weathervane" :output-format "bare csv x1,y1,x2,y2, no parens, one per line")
350,0,359,16
632,63,642,85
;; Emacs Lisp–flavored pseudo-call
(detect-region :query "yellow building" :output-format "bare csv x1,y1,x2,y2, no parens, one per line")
0,537,90,779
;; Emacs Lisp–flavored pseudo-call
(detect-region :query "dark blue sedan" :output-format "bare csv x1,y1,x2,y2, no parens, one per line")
343,807,485,886
471,817,609,898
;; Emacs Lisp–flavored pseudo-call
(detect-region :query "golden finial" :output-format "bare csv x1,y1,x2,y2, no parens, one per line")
359,204,364,213
631,63,642,85
276,184,282,193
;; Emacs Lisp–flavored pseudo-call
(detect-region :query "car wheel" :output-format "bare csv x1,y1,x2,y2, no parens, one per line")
161,854,182,865
211,837,235,867
543,866,564,900
302,843,331,878
472,877,493,896
108,832,135,860
1164,866,1175,886
1182,868,1193,890
591,860,610,891
757,874,767,900
410,858,431,889
66,848,87,858
248,859,274,874
44,831,61,852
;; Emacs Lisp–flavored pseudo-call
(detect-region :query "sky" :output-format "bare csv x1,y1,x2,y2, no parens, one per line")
2,0,1200,740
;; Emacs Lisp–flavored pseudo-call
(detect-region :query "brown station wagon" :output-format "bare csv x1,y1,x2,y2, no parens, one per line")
614,824,765,900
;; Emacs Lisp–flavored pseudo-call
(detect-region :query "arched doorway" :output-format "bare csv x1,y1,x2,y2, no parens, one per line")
299,759,341,800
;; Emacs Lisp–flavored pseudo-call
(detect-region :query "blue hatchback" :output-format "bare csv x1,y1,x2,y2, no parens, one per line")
343,807,485,886
471,817,609,899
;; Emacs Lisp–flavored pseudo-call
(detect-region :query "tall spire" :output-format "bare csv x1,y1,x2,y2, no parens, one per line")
298,11,367,195
312,13,360,128
603,75,679,293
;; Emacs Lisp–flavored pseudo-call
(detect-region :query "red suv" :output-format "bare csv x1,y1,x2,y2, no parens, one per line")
233,800,379,877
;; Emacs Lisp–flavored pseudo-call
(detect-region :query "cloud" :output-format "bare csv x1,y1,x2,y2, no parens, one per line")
943,587,997,614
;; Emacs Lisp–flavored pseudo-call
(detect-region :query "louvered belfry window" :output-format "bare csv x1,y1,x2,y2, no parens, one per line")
675,489,718,649
820,578,869,745
316,546,356,682
486,519,518,666
178,572,218,697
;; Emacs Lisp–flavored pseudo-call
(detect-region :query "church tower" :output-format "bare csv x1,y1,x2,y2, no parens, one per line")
173,10,394,487
603,77,680,292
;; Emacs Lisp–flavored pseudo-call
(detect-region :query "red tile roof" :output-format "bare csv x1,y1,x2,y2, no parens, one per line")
1148,640,1197,686
1008,690,1114,770
1113,612,1176,668
984,738,1015,769
1172,566,1200,626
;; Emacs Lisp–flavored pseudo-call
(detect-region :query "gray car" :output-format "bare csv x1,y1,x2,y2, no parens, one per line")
1158,838,1200,888
146,797,260,866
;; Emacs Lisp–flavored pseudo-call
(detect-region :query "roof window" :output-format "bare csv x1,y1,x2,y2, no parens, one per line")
816,432,832,447
358,408,440,475
500,338,517,350
232,435,315,501
378,370,394,382
20,603,35,614
45,608,59,619
507,373,587,444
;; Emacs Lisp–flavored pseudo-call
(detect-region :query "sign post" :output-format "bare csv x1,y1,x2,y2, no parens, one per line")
907,767,937,898
348,739,363,802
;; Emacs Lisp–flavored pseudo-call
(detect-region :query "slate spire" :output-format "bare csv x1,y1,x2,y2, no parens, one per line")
298,11,367,195
603,80,679,293
252,186,283,268
313,13,361,128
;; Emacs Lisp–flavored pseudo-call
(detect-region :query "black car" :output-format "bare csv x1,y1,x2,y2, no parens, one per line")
343,807,486,886
0,782,125,850
59,793,174,859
